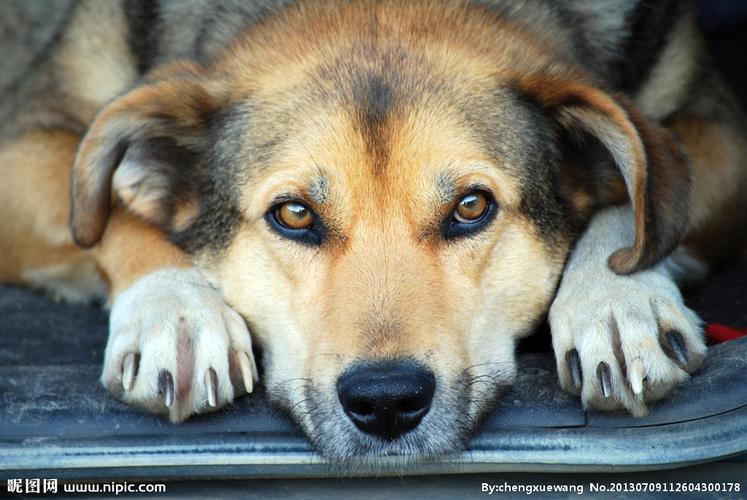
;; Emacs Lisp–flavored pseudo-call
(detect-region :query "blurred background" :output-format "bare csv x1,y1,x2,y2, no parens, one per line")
696,0,747,107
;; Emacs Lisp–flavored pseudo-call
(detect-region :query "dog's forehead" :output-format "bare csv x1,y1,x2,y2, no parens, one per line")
229,66,545,210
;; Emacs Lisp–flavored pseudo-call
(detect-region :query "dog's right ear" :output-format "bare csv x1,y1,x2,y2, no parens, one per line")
70,62,226,248
516,74,692,274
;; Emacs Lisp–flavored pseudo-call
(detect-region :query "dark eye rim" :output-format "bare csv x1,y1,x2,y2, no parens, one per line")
265,200,325,245
442,190,498,240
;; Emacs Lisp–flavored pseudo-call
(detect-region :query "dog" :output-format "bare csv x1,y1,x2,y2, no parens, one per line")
1,0,746,460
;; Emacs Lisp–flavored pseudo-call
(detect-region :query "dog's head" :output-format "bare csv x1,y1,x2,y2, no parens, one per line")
70,2,691,459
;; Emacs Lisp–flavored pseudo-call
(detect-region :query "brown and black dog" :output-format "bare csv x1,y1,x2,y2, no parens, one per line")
1,0,746,459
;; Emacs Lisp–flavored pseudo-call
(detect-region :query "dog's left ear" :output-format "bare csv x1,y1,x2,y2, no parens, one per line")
70,62,226,247
521,76,692,274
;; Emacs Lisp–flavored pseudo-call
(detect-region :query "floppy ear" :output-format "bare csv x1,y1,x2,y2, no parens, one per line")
521,76,692,275
70,62,224,248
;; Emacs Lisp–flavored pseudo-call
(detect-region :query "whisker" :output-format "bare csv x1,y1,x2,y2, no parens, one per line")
276,377,312,386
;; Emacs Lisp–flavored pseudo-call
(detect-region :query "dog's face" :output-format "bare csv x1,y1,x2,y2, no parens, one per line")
210,76,571,458
71,2,691,459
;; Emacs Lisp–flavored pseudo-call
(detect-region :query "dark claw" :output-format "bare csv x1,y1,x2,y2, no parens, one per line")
667,330,689,366
158,370,175,407
566,349,582,389
597,362,612,398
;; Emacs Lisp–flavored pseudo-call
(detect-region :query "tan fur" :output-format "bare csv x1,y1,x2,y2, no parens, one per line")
672,116,747,262
91,210,192,299
0,131,98,294
0,128,190,301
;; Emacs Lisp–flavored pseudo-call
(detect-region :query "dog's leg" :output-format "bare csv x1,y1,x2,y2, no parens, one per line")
93,210,258,422
0,130,105,302
0,129,258,422
549,74,747,415
549,205,706,416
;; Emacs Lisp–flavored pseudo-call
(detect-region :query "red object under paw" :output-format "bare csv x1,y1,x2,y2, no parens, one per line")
706,323,747,343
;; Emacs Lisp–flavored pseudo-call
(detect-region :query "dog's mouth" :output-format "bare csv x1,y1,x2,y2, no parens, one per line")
268,358,514,460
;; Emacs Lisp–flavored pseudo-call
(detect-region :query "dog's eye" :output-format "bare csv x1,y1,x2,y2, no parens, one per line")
266,200,324,245
275,201,314,230
442,190,497,239
454,192,489,223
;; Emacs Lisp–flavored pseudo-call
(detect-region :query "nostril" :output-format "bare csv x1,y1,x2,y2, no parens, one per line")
347,398,375,417
398,396,426,414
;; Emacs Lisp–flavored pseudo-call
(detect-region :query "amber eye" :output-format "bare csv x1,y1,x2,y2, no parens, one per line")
454,191,489,223
275,201,314,230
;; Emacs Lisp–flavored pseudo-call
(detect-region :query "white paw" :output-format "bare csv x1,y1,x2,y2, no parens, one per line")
550,262,706,416
101,267,258,422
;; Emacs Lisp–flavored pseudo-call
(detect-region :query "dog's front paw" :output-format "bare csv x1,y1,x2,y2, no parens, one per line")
101,268,258,422
549,264,706,416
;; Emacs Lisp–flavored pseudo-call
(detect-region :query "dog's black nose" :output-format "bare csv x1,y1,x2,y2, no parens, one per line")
336,360,436,441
